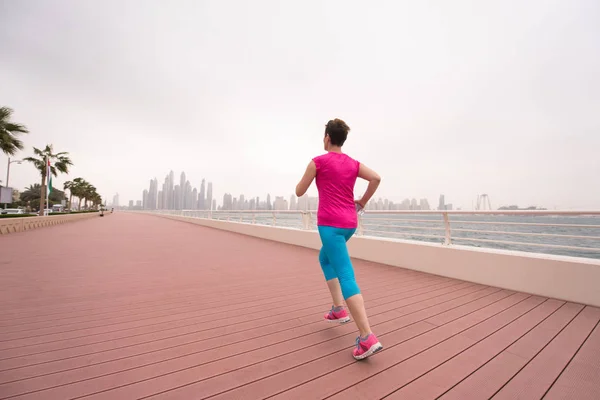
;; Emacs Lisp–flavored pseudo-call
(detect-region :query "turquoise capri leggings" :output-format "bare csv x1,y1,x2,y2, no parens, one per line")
318,225,361,300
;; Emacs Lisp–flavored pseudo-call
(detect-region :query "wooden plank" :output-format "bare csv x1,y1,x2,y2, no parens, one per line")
439,302,583,400
544,319,600,399
384,299,568,399
492,306,600,399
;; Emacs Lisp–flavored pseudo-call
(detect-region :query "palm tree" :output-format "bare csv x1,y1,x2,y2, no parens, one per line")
19,183,65,211
24,145,73,216
82,182,98,209
64,180,74,210
0,107,29,156
70,177,87,210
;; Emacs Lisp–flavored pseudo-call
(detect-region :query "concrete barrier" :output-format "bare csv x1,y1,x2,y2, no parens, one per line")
153,213,600,307
0,212,100,235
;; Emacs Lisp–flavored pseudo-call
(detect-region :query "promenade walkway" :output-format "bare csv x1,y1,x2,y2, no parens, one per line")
0,213,599,399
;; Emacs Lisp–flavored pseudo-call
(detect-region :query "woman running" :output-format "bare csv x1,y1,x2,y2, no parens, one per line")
295,118,383,360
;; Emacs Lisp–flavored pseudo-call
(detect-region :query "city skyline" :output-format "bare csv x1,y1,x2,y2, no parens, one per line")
117,169,542,212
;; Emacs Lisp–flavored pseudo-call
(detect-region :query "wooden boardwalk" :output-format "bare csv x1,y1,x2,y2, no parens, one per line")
0,213,599,399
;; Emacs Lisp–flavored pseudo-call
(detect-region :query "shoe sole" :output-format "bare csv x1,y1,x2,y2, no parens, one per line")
353,342,383,360
325,316,351,324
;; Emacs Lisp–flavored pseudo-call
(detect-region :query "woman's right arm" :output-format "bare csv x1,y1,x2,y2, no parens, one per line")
356,163,381,208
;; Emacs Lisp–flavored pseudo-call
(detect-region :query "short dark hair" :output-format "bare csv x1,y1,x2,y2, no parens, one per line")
325,118,350,146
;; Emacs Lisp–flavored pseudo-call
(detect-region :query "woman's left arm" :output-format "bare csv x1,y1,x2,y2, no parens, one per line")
295,160,317,197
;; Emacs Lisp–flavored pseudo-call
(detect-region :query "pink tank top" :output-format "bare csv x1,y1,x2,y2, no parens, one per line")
312,152,360,229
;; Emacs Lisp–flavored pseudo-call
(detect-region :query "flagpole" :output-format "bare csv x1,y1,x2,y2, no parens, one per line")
39,156,48,217
46,157,51,215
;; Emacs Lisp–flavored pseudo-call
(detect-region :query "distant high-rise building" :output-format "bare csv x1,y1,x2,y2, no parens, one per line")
410,198,418,210
206,182,213,210
289,195,297,211
128,200,134,208
438,194,445,211
297,194,308,211
274,196,288,211
212,199,216,211
192,188,198,210
183,180,192,209
112,193,120,208
148,178,158,210
135,200,142,208
157,190,163,209
174,185,181,210
168,171,175,209
142,189,149,209
161,178,168,209
420,198,431,210
198,179,206,210
179,172,186,209
266,194,272,210
222,193,233,210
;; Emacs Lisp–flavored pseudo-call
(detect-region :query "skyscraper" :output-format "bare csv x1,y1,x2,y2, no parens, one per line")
184,181,192,209
179,172,186,210
198,179,206,210
266,194,272,210
274,196,288,210
168,170,174,209
174,185,181,210
148,178,158,210
142,189,148,209
206,182,213,210
290,195,297,211
410,198,418,210
438,194,445,211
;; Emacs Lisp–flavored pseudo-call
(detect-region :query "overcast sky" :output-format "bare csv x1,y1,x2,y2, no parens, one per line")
1,0,599,209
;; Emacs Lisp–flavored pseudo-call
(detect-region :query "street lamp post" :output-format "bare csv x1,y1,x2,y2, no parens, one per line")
4,158,22,208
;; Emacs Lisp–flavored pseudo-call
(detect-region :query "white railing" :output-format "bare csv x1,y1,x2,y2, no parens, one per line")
144,209,600,259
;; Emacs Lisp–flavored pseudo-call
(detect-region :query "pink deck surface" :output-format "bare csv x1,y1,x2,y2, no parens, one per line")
0,213,598,399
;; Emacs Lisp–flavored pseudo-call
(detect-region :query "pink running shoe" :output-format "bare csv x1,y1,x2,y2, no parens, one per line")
353,333,383,360
324,306,351,324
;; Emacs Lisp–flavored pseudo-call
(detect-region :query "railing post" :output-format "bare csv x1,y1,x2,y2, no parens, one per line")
301,212,310,230
442,212,452,245
252,213,256,224
357,213,364,236
272,212,277,226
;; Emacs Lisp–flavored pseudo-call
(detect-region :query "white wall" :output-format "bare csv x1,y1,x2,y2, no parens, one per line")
153,214,600,307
